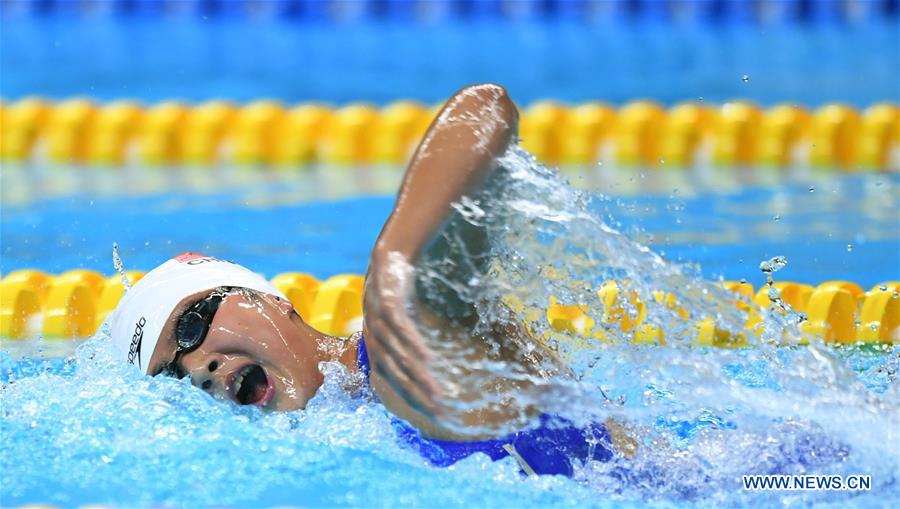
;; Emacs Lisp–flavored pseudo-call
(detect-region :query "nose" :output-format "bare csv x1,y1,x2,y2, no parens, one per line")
179,349,227,394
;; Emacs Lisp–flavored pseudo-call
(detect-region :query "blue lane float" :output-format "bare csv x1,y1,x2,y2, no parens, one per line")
2,0,898,23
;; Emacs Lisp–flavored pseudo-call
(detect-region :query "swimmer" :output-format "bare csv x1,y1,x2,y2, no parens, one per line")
110,84,635,476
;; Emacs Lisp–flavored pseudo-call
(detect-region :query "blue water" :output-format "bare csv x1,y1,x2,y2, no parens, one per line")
2,7,899,509
2,18,898,106
0,338,895,508
2,152,898,508
2,170,897,287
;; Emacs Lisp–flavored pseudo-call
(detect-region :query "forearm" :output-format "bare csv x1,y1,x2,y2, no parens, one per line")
362,83,542,440
368,306,546,441
374,83,518,262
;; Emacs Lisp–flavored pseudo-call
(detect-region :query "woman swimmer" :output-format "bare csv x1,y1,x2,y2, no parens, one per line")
110,84,634,476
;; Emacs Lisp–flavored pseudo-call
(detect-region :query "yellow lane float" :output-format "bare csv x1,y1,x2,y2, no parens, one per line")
138,102,189,166
560,102,616,166
759,104,811,168
181,101,237,165
1,98,52,162
232,100,286,166
3,271,897,345
0,270,51,339
319,104,379,165
1,271,897,345
5,99,893,170
276,104,332,166
88,101,145,166
614,101,666,168
810,104,861,171
714,101,763,167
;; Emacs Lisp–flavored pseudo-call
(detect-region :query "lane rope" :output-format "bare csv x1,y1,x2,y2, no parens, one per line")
2,99,897,170
2,269,897,344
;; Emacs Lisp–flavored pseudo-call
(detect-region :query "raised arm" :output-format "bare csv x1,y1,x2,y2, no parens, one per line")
362,84,528,439
374,83,517,260
362,85,638,456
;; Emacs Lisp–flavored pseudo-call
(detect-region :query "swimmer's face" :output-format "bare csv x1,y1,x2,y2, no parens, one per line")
147,288,329,411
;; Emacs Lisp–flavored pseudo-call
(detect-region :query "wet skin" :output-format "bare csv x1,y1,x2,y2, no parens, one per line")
148,84,536,432
146,289,358,411
146,83,524,425
145,84,636,453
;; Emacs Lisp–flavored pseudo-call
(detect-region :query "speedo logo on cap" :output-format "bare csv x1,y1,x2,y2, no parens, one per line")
174,252,236,266
127,317,146,366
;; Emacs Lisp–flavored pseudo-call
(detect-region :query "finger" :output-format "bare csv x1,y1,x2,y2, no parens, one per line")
365,279,433,366
366,315,423,385
378,292,432,362
367,314,443,400
365,332,441,417
376,312,442,399
372,352,442,420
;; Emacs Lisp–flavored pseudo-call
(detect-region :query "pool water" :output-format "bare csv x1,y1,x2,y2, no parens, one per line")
1,150,898,508
1,337,893,508
2,18,898,106
2,3,898,506
2,163,897,286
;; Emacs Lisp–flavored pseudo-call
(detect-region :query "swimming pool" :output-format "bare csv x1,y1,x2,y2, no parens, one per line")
1,164,898,286
2,15,899,106
2,154,898,507
2,4,899,508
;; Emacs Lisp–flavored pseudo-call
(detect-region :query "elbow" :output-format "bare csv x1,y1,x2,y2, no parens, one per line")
452,83,519,136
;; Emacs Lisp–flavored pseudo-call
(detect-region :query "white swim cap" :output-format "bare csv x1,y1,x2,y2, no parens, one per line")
109,252,286,374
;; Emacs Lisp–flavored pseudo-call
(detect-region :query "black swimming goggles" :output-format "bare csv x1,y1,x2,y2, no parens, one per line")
158,286,235,379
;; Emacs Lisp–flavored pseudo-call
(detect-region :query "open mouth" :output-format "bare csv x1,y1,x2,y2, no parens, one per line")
231,364,274,407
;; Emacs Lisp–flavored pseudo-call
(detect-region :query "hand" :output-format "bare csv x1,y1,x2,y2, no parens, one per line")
363,248,444,419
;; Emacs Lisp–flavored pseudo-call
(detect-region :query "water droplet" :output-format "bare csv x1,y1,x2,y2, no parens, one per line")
774,214,781,222
879,284,888,291
759,256,787,274
846,244,853,252
144,241,150,247
808,186,815,193
742,74,750,83
698,96,704,102
739,278,747,284
101,455,112,464
893,291,899,299
111,243,132,290
871,324,878,331
658,156,665,165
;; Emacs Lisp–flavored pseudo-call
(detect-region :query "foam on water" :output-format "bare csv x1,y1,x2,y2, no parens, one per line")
412,146,898,506
2,333,615,508
1,146,897,508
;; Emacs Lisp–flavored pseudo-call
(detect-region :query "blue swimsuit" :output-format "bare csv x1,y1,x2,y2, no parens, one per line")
356,337,615,476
